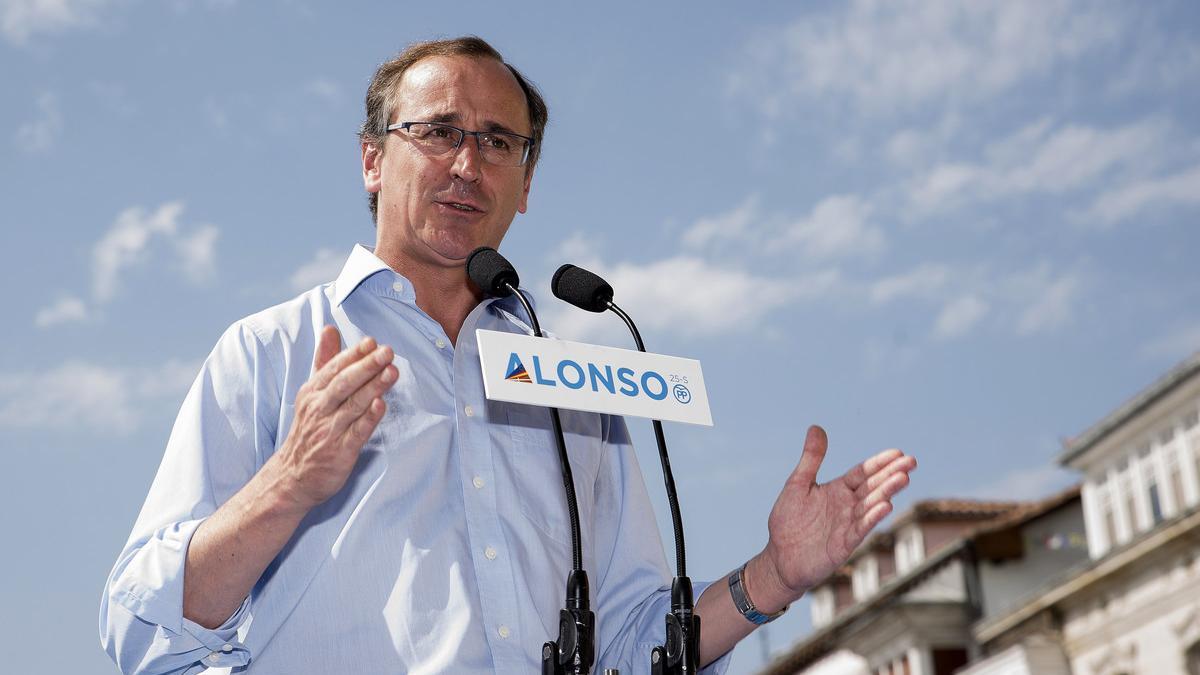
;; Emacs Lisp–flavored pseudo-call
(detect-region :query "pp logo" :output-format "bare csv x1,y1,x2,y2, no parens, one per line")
672,384,692,404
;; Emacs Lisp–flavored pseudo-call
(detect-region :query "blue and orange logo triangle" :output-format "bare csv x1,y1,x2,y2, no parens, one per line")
505,353,532,383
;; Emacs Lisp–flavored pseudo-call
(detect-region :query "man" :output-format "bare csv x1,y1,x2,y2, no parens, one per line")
101,37,915,674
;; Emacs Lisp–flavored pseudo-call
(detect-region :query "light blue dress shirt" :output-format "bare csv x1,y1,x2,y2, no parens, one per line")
100,245,732,675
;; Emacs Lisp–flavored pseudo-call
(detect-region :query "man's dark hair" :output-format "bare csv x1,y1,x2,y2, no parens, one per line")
359,36,549,221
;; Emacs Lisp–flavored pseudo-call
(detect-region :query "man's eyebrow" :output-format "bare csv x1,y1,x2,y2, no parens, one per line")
423,112,528,136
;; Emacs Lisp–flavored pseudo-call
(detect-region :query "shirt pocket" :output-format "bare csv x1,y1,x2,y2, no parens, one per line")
505,404,605,546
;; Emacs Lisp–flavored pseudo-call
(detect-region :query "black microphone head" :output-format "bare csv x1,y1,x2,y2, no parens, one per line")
467,246,519,298
551,264,614,313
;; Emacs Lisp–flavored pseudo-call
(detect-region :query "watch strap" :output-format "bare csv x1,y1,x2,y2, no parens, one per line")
728,563,788,625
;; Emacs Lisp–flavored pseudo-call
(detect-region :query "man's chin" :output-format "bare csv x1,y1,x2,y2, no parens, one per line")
420,235,486,267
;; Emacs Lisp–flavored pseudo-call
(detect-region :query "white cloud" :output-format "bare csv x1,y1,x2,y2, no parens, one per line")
14,92,62,153
1,0,109,44
175,224,219,284
1084,164,1200,226
682,195,758,250
909,117,1172,215
730,0,1120,117
91,201,218,302
0,358,198,435
784,195,884,261
34,295,87,327
992,118,1168,194
544,255,829,342
680,194,882,261
1014,269,1082,336
933,295,988,340
93,201,183,301
869,264,950,305
290,247,345,292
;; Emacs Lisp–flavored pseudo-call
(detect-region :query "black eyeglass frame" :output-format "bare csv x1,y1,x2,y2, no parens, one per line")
386,121,535,167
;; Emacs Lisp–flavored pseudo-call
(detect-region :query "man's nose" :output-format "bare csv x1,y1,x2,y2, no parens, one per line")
451,135,482,183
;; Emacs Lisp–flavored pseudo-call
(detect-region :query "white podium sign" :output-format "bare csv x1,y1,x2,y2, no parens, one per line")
476,329,713,426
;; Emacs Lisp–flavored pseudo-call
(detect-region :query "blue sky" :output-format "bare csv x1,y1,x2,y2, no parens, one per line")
2,1,1198,673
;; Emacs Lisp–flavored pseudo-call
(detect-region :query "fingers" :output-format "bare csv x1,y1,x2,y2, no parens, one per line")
856,453,917,497
329,363,397,432
341,397,387,449
313,326,342,375
853,470,910,520
856,501,893,540
788,425,828,487
310,335,378,391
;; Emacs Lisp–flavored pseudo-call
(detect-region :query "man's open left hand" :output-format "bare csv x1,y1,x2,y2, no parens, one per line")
760,425,917,600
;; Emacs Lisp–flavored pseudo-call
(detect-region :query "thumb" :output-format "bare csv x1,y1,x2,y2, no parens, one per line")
789,425,828,487
313,325,341,374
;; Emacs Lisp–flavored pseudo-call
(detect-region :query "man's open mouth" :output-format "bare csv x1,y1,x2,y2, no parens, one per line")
441,201,481,212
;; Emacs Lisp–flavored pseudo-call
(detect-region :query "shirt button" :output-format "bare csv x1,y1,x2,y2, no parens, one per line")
221,644,233,653
435,338,447,349
392,281,404,293
473,476,484,489
464,405,475,417
498,624,511,639
484,546,497,560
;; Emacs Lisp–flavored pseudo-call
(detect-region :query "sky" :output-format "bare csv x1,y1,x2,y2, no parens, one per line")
1,1,1198,673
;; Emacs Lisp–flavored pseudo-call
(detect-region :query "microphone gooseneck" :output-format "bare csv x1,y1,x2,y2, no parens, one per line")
468,248,594,675
552,265,685,578
551,263,700,675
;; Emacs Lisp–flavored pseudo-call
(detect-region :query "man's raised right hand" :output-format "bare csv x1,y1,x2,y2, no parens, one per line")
274,325,397,511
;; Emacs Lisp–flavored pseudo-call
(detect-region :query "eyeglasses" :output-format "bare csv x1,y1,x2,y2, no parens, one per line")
386,122,534,167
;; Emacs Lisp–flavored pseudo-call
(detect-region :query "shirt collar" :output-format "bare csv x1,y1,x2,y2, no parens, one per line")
331,244,538,333
332,244,396,306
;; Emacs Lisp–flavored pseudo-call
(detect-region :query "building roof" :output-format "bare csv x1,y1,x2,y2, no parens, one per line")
889,498,1024,527
973,503,1200,645
1058,350,1200,466
759,487,1082,675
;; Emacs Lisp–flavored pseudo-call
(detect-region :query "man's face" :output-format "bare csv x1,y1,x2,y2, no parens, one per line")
363,55,533,269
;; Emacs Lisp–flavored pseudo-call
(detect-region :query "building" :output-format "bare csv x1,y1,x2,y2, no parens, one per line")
967,352,1200,675
760,490,1087,675
760,351,1200,675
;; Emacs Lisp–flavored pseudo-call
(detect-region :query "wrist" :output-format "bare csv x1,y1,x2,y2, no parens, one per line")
745,549,803,614
259,454,319,517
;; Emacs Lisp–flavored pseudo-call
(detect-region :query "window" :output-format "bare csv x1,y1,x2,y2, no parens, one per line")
852,555,879,600
1186,639,1200,675
1121,470,1139,535
895,526,925,574
810,587,835,627
1099,484,1118,550
1167,448,1187,513
1149,482,1164,525
1144,456,1164,526
1161,427,1177,446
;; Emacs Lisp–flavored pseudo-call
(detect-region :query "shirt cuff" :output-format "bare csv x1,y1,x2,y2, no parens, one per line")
180,601,252,669
110,517,252,667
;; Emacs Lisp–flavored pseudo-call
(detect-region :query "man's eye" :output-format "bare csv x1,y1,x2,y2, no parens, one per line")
430,126,455,139
484,135,511,151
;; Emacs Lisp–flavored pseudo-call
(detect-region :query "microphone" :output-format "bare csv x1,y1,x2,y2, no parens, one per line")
467,247,595,675
552,264,700,675
550,264,612,313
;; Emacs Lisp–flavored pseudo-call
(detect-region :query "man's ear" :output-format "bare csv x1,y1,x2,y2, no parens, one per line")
362,141,383,194
517,169,533,214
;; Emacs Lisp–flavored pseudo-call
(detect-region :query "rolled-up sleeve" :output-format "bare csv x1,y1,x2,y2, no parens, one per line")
100,322,281,674
592,417,734,675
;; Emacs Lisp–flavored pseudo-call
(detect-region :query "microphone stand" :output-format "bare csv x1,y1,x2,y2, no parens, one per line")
606,302,700,675
507,283,595,675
